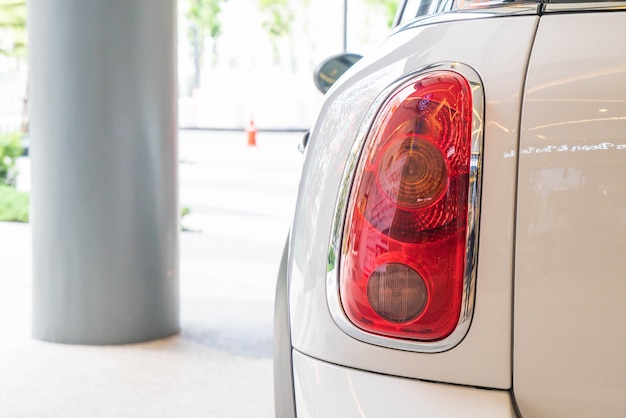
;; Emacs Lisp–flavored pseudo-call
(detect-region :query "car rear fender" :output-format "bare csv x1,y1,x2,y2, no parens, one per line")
274,236,296,418
289,15,539,388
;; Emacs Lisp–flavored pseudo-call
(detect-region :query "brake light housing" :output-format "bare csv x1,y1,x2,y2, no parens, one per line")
327,63,484,352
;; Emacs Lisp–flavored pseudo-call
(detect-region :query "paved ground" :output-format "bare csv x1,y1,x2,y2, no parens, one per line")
0,130,304,417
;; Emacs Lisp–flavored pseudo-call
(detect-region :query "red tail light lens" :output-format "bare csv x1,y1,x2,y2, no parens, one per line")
339,70,475,342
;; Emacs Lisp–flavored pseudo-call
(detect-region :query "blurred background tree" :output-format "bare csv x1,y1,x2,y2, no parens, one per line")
0,0,27,64
257,0,294,66
186,0,229,89
0,0,27,133
365,0,398,27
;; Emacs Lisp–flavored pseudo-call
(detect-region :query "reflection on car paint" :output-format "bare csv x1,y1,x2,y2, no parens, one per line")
503,141,626,159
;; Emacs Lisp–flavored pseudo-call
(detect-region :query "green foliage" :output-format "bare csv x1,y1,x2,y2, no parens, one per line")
186,0,228,75
180,206,199,232
258,0,294,63
259,0,293,38
0,184,29,223
187,0,227,40
0,132,23,187
0,122,26,225
364,0,398,28
0,0,27,60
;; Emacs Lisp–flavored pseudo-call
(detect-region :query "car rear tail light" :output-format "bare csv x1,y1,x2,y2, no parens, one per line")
327,64,484,351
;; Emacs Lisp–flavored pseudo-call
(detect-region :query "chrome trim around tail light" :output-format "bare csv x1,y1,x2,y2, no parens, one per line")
326,62,485,353
544,1,626,13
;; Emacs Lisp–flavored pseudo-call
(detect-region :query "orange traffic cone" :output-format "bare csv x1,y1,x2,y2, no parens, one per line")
246,117,257,147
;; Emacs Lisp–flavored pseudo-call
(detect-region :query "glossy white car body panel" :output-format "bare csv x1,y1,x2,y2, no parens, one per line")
289,16,538,389
515,12,626,417
292,350,515,418
278,4,626,418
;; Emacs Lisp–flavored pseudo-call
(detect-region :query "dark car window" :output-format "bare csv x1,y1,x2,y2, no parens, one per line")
454,0,540,8
397,0,453,26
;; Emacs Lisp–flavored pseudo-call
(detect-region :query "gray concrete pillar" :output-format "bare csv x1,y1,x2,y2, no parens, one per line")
29,0,179,344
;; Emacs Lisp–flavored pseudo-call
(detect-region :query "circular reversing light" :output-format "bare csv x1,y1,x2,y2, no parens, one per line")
366,263,428,323
376,136,448,210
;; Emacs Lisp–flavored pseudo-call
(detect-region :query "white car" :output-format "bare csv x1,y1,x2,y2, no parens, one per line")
274,1,626,417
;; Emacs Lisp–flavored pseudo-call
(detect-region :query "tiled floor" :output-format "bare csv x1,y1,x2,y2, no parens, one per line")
0,131,303,417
